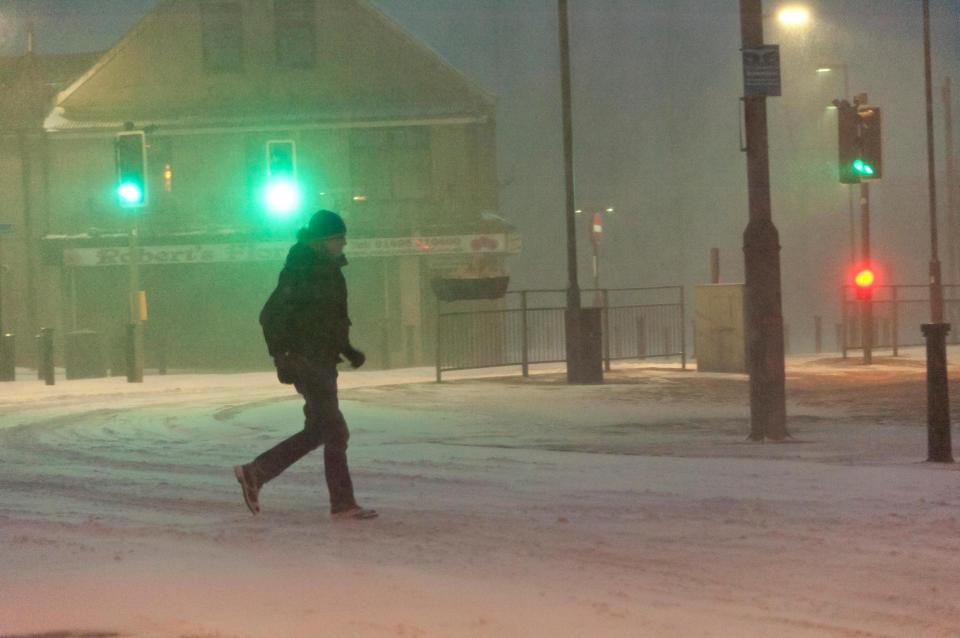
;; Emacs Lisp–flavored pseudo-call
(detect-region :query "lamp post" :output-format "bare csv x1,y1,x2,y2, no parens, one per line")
920,0,952,462
557,0,603,384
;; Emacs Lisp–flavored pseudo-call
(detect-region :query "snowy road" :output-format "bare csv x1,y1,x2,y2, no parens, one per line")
2,357,959,637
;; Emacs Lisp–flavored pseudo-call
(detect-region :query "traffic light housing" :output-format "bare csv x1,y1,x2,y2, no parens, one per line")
857,105,882,180
264,140,301,218
834,100,861,184
833,100,883,183
854,267,876,301
115,131,147,208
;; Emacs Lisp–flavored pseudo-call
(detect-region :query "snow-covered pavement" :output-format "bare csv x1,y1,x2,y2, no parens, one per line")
2,354,959,637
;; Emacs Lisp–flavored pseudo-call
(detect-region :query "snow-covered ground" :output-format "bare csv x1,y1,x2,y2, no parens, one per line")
2,350,959,637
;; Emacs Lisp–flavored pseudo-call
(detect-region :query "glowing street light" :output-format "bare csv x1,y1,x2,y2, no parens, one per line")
776,5,811,27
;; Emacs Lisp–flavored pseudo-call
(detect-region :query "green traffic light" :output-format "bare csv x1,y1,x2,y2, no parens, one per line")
853,159,875,176
264,179,302,218
118,181,144,205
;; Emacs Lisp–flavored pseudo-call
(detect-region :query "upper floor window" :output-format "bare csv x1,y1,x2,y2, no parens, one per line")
274,0,316,69
350,127,431,201
201,1,244,72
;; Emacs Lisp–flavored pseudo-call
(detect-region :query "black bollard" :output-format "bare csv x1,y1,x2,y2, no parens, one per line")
37,328,54,386
922,323,953,462
0,333,13,381
126,323,143,383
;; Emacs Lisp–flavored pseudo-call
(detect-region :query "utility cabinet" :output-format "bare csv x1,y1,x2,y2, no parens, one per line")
694,284,746,373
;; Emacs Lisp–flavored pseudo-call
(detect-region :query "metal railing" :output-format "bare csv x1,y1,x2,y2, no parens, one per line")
841,284,960,357
436,287,685,381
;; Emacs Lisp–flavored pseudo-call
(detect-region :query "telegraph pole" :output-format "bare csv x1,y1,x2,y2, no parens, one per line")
739,0,788,441
921,0,952,462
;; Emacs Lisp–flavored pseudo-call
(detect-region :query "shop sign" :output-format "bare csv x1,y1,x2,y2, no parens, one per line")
62,233,518,267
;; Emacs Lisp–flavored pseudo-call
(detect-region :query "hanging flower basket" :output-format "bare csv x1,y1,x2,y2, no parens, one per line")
431,276,510,301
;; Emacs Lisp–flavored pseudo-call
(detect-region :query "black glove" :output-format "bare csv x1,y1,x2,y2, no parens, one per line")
343,345,366,369
274,353,300,384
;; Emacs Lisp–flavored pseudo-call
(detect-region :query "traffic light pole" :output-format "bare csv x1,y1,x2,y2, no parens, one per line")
127,219,144,383
921,0,952,462
860,165,873,365
740,0,788,441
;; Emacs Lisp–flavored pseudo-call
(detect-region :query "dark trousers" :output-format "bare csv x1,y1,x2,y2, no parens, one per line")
251,364,357,513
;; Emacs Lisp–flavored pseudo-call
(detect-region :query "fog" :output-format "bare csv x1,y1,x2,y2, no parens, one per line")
1,0,959,362
371,0,960,351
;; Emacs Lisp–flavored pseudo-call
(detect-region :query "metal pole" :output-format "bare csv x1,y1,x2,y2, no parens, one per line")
814,315,822,354
602,289,611,371
840,65,857,265
558,0,601,384
679,286,687,370
0,236,4,335
558,0,580,313
710,247,720,284
435,309,442,383
943,78,959,284
740,0,788,441
891,286,899,357
860,177,873,364
921,0,952,462
520,291,529,377
841,286,848,359
127,220,144,383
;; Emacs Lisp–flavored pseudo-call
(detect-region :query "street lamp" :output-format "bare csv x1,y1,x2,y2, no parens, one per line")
775,5,811,27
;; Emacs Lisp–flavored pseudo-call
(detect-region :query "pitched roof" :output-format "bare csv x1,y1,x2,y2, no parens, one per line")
46,0,495,132
0,52,100,129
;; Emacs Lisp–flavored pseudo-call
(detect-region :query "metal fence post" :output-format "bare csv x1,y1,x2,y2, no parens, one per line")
521,291,529,377
435,312,443,383
891,286,899,356
602,289,611,372
814,315,822,354
679,286,687,369
841,287,848,359
637,316,647,359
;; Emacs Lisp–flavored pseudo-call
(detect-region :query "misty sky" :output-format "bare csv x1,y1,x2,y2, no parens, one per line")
2,0,960,348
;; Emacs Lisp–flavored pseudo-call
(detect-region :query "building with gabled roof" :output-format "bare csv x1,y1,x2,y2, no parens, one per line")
18,0,517,371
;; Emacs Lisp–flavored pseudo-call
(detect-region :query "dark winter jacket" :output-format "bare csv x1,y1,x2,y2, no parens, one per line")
260,241,351,365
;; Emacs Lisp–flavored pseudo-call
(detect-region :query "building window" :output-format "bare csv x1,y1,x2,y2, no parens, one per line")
349,127,431,201
274,0,316,69
201,1,244,72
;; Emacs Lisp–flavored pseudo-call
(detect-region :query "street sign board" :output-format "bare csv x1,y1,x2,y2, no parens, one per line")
0,224,13,235
591,212,603,244
742,45,781,97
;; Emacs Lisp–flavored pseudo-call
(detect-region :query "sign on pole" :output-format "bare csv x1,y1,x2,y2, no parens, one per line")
742,45,782,97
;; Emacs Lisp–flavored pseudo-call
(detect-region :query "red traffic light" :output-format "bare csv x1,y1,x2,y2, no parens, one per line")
854,268,876,300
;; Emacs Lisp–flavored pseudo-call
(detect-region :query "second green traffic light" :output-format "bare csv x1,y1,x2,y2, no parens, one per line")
115,131,147,208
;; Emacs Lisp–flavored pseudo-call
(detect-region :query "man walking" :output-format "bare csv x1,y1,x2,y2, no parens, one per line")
234,209,377,520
